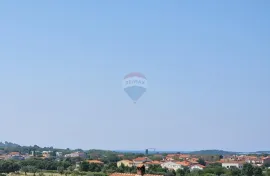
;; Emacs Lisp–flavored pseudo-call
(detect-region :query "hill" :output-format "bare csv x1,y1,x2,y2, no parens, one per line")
188,150,238,155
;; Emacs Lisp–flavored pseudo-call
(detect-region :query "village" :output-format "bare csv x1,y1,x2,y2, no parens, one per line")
1,147,270,176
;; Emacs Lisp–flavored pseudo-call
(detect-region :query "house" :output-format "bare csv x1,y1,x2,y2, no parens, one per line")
245,156,270,166
161,161,183,171
42,151,51,158
189,158,199,164
110,164,162,176
179,154,190,160
262,157,270,165
144,161,162,169
133,157,152,167
117,160,133,167
8,155,25,160
65,152,86,159
9,152,20,156
88,160,104,165
175,161,191,167
56,152,63,157
190,164,205,171
222,161,244,169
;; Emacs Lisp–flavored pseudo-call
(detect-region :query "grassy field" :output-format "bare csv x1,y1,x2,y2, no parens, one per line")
9,173,62,176
8,172,107,176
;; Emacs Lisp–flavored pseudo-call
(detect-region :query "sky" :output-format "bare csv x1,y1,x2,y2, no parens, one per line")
0,0,269,152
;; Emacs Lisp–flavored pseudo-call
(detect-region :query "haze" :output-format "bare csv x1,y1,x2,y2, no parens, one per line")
0,0,269,152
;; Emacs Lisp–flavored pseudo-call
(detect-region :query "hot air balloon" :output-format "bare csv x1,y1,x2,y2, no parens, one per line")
122,72,147,103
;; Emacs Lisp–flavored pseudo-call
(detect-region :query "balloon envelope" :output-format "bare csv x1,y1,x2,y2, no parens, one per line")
122,72,147,103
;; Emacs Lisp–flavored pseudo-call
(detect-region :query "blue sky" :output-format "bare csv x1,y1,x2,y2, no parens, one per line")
0,0,269,152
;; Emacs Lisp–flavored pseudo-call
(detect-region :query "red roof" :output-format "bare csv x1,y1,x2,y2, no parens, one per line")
133,157,149,161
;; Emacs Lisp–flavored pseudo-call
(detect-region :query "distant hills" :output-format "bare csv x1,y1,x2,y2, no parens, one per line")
188,150,238,155
1,141,269,155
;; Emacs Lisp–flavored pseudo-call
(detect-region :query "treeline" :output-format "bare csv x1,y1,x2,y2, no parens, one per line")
1,157,270,176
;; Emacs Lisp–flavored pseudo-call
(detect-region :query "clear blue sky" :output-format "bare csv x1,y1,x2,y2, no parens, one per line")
0,0,269,152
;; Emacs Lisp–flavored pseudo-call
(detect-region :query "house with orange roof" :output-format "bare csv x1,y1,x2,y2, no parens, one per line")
144,161,162,169
189,158,199,164
133,157,152,167
175,161,191,167
9,152,20,156
179,154,190,160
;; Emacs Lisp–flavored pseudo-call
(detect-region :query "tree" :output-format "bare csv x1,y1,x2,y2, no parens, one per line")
79,161,89,172
68,166,75,172
242,163,254,176
253,166,263,176
27,166,38,176
176,169,185,176
0,160,20,173
228,167,241,176
182,166,190,175
57,166,65,175
21,166,29,175
186,169,203,176
197,158,206,166
89,163,102,172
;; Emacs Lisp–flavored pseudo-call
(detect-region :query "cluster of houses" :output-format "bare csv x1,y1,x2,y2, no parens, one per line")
0,150,71,160
116,154,205,171
220,155,270,169
1,149,270,171
115,154,270,171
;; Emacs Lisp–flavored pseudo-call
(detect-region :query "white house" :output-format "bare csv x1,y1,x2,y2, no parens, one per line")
222,162,244,169
65,152,86,159
56,152,63,157
161,161,183,171
190,164,205,171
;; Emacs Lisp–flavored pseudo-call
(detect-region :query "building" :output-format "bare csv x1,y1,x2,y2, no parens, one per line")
175,161,191,167
110,164,162,176
117,160,133,167
190,164,205,171
161,161,183,171
42,151,51,158
8,155,25,160
262,157,270,165
144,161,162,169
222,162,244,169
9,152,20,156
132,157,152,167
65,152,86,159
56,152,63,157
